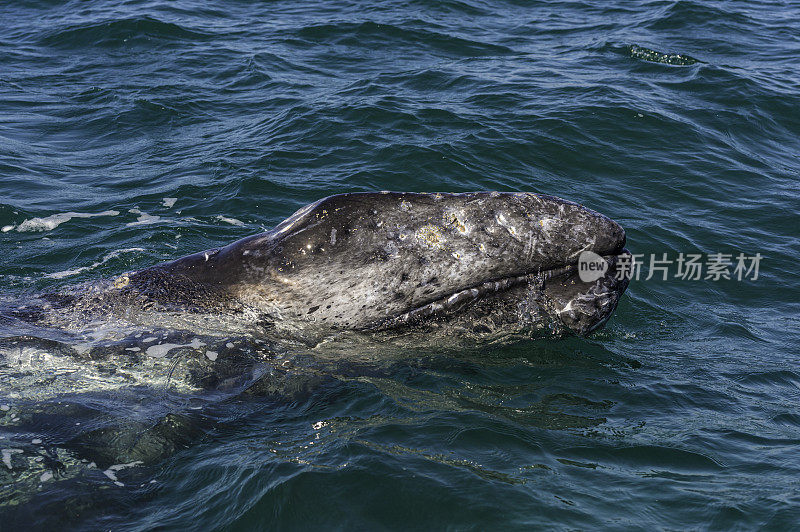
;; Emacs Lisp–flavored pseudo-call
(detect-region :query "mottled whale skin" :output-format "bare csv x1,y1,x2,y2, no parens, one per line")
124,192,631,339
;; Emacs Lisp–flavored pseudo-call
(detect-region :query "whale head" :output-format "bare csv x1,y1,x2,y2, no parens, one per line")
131,192,630,340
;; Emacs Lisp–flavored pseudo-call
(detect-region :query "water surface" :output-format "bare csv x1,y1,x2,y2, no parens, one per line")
1,0,799,529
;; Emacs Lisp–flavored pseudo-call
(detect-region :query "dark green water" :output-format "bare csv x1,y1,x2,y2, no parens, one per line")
1,0,799,529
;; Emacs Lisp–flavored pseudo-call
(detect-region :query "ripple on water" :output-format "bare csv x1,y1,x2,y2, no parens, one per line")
39,16,215,48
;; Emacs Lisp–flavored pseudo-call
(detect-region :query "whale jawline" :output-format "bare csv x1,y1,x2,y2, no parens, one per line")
365,250,629,333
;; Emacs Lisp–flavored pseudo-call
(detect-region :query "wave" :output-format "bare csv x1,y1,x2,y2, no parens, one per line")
644,0,756,32
293,21,514,57
39,15,213,48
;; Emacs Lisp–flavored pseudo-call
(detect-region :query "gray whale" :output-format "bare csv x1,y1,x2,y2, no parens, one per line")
120,191,631,340
0,191,632,499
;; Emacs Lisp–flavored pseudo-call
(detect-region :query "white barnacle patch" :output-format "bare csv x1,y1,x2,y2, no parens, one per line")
330,228,337,245
384,241,401,258
276,276,299,287
400,200,412,212
538,217,557,233
495,212,520,238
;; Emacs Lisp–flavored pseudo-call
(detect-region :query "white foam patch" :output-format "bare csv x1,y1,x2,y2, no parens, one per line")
103,460,143,486
46,267,89,280
11,210,120,232
145,338,205,358
215,215,245,226
145,343,182,358
126,208,162,226
539,217,557,233
205,350,218,361
45,247,145,279
1,449,22,469
162,197,177,208
73,343,91,355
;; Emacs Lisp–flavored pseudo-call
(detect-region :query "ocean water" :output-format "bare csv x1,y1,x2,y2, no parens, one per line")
1,0,799,529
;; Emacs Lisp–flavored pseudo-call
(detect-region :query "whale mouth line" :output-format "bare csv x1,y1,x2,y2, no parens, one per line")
367,252,626,331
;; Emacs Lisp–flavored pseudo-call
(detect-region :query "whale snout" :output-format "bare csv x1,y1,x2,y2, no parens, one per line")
545,249,632,335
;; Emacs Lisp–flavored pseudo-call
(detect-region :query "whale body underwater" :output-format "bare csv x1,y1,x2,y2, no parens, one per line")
87,191,631,342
